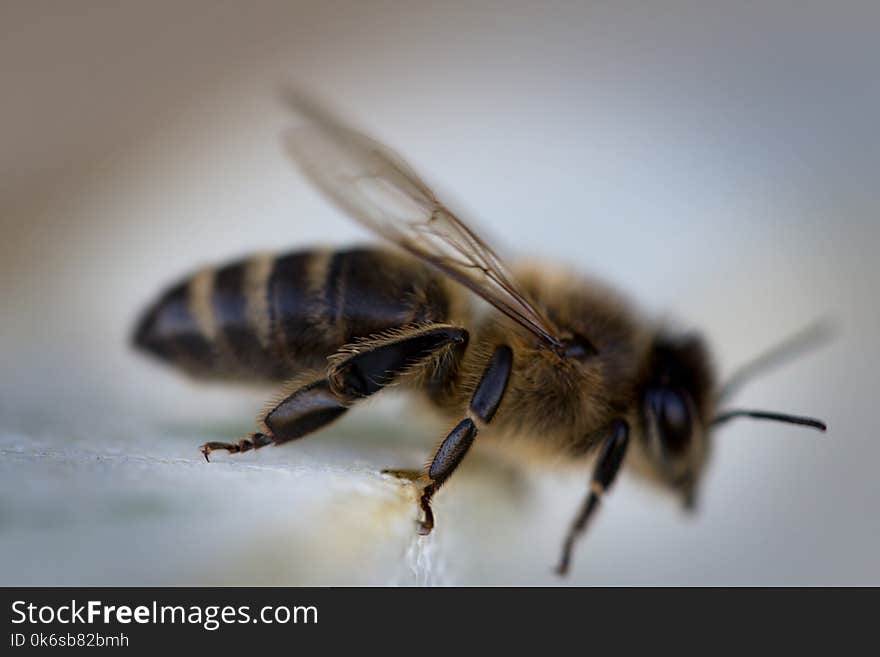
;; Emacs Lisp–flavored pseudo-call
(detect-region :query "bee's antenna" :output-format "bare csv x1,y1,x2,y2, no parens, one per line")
711,409,827,432
719,319,834,402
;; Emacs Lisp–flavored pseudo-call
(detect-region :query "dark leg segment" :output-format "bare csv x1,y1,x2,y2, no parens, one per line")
200,323,467,461
200,380,347,461
555,419,630,576
328,324,467,398
419,418,477,534
418,345,513,534
469,345,514,423
264,380,348,441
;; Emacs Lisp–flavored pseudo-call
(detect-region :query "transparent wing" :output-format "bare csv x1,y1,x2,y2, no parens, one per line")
283,90,563,348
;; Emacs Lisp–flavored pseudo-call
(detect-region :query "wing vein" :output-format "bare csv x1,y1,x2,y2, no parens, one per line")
283,91,563,348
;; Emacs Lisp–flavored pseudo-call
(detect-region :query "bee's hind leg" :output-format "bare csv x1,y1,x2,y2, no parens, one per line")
200,379,348,461
200,323,468,462
200,433,272,461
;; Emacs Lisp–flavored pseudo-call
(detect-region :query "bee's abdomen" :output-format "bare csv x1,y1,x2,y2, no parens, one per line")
133,248,451,381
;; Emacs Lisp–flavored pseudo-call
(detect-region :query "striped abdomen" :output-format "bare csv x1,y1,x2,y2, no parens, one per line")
133,247,453,381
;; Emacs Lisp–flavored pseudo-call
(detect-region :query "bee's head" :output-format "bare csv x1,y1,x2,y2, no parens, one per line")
638,334,715,507
636,324,829,508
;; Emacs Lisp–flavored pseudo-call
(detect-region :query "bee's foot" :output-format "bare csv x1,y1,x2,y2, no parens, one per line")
199,433,272,462
554,561,570,577
199,441,241,462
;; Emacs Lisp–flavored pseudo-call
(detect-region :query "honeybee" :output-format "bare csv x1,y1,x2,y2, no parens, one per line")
133,92,827,575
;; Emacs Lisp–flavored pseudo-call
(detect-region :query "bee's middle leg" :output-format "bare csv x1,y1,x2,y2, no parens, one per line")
200,323,468,461
418,344,513,535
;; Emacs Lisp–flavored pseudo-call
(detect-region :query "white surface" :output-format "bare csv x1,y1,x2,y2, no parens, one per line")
1,1,878,584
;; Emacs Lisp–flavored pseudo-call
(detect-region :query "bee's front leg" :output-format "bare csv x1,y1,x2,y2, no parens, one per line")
418,344,513,535
555,419,630,576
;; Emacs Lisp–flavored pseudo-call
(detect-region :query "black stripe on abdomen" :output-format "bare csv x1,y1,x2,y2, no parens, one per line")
133,279,215,372
264,247,452,371
267,251,334,369
211,261,278,377
330,249,419,343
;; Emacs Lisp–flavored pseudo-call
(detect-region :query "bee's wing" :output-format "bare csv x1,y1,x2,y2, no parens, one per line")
283,91,563,348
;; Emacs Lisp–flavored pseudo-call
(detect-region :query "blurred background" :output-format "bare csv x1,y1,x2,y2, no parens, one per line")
1,1,878,585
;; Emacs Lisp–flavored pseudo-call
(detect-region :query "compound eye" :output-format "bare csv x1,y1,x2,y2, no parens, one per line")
645,387,692,456
561,332,598,360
